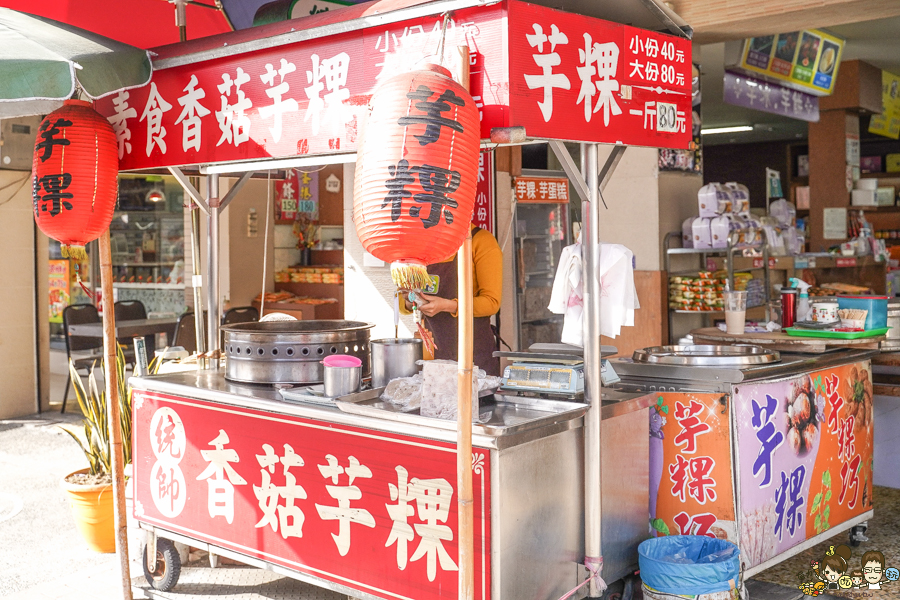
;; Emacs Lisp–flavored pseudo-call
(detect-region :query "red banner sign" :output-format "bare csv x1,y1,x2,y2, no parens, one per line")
133,391,492,600
506,2,692,149
473,151,494,233
94,1,690,171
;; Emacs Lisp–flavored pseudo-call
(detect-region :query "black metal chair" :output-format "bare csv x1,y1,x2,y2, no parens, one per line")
222,306,259,325
114,300,147,322
114,300,151,361
171,311,209,355
61,304,103,414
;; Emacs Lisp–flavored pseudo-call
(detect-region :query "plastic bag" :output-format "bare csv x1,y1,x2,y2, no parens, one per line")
420,359,479,421
381,373,423,410
638,535,740,596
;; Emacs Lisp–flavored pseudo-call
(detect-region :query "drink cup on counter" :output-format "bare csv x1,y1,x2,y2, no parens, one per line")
724,290,748,334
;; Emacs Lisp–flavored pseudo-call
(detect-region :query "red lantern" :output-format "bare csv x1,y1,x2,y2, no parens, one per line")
353,64,480,289
32,99,119,260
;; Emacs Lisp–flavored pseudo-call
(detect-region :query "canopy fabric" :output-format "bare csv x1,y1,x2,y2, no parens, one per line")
0,8,153,118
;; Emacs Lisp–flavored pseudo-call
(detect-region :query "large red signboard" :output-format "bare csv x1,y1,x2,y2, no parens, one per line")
506,3,692,148
94,1,690,171
133,391,491,600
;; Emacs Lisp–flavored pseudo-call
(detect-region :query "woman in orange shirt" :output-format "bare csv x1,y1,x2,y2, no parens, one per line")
403,225,503,376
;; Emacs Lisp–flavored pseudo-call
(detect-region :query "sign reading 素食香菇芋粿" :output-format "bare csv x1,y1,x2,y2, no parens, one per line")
93,0,692,172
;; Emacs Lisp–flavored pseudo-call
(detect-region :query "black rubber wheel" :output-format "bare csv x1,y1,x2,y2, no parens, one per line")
142,538,181,592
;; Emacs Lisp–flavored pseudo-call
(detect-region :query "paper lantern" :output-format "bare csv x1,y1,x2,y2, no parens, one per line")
353,64,480,289
32,99,119,259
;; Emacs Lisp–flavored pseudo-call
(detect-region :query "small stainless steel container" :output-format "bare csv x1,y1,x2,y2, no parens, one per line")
370,338,423,388
324,364,361,397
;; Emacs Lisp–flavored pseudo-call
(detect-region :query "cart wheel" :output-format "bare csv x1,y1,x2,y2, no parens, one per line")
849,524,869,547
142,538,181,592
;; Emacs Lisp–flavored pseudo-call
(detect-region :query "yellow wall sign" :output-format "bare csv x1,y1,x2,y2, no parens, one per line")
740,30,844,96
869,70,900,140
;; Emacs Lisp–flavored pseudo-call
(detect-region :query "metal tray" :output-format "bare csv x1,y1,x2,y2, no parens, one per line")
632,344,780,366
335,389,588,436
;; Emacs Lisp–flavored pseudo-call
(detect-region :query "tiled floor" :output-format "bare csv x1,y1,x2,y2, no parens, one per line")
752,486,900,598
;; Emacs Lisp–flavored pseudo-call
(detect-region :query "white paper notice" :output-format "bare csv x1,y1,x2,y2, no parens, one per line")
823,207,848,240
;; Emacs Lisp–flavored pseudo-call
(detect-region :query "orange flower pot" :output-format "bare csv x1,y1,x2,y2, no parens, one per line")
61,468,115,553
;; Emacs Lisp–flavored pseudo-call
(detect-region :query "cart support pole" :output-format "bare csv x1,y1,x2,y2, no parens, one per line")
191,201,207,366
583,143,604,598
455,44,475,600
206,174,220,364
99,230,133,600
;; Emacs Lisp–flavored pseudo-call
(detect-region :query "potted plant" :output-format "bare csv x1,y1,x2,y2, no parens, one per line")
59,346,132,553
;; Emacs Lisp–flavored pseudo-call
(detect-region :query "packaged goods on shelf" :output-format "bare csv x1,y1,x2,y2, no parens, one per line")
274,265,344,284
254,291,338,305
668,273,728,311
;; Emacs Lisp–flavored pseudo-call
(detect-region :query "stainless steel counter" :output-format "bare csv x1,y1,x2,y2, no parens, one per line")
611,349,878,392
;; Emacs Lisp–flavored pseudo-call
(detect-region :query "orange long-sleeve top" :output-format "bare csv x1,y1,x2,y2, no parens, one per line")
400,226,503,318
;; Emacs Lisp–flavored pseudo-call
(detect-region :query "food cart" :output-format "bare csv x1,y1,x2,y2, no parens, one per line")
610,343,876,578
94,0,694,597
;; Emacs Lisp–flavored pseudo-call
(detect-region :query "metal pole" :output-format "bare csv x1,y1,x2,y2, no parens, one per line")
583,143,603,598
206,174,220,366
191,201,207,365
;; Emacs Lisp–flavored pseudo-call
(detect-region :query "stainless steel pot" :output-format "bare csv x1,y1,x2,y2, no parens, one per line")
323,364,361,397
370,338,423,388
222,320,374,384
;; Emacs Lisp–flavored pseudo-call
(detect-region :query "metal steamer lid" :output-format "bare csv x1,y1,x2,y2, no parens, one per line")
631,344,780,366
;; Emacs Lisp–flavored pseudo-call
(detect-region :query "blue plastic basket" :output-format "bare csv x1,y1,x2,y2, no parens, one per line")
837,295,888,330
638,535,740,595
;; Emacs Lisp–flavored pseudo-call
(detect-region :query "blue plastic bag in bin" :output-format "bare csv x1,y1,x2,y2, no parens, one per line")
638,535,740,595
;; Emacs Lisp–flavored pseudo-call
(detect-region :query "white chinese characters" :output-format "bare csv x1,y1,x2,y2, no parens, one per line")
107,90,137,159
304,52,351,135
196,430,247,524
316,455,376,556
140,82,173,157
175,74,211,152
524,24,570,122
148,407,187,518
576,33,621,125
216,68,253,147
254,443,307,539
385,466,458,581
259,59,299,143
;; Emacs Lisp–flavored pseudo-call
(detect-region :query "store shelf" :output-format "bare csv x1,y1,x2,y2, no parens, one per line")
859,172,900,179
113,282,184,290
666,247,729,256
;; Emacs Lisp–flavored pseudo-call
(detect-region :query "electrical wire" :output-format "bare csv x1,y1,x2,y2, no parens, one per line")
0,175,29,208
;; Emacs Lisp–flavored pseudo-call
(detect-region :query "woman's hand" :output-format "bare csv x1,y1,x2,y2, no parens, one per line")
416,293,457,317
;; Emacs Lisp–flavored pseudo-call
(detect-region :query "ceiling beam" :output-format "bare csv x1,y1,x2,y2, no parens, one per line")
671,0,900,44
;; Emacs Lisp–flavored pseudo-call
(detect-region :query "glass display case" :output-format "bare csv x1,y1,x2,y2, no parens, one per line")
513,170,572,349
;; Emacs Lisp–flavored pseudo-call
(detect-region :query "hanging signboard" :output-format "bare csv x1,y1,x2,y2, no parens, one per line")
473,151,494,234
94,0,691,173
133,390,492,600
723,71,819,122
514,176,569,204
738,30,844,97
869,70,900,140
733,362,874,569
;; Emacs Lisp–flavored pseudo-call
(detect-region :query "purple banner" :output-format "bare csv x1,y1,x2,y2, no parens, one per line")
724,71,819,122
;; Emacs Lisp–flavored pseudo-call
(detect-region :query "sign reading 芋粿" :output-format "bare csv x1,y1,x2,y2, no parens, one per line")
133,391,492,600
514,176,569,204
94,0,691,172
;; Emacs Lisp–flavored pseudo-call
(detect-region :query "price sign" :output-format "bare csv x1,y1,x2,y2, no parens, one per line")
836,257,857,268
656,102,679,133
